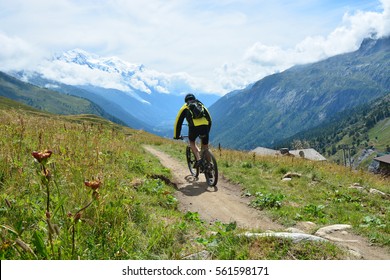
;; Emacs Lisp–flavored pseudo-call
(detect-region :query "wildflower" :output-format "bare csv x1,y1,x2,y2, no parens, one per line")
31,150,52,163
84,179,101,190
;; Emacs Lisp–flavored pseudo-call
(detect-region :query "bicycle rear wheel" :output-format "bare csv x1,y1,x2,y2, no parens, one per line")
186,146,199,177
204,150,218,186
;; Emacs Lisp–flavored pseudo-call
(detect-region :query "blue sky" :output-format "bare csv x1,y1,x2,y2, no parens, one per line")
0,0,389,94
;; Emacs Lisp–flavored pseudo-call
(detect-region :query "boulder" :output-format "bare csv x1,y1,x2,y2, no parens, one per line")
241,232,328,243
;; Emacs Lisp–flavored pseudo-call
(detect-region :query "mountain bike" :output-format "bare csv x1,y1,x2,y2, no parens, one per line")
180,135,218,186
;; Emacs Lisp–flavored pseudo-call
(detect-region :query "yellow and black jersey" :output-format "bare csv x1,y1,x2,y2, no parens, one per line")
173,102,212,139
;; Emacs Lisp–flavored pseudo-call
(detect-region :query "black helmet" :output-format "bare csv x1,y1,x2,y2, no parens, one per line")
184,93,196,103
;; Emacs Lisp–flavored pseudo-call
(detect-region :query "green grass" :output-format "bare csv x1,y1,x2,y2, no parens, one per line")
368,118,390,151
0,100,386,260
158,142,390,248
0,106,198,260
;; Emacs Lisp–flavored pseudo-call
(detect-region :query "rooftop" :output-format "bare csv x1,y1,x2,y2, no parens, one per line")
374,154,390,164
252,147,327,161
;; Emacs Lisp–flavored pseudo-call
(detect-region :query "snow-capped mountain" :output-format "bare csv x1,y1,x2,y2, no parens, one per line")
47,48,219,98
13,49,220,135
48,49,157,103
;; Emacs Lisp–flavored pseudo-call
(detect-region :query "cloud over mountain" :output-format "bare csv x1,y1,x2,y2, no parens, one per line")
215,0,390,91
29,49,218,100
1,0,389,94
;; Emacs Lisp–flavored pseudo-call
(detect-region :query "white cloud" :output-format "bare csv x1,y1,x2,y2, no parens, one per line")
0,32,44,71
38,60,129,91
0,0,389,95
217,0,390,92
31,51,220,98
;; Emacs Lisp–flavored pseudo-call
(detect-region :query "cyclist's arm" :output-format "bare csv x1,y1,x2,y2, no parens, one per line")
173,104,187,139
204,107,212,129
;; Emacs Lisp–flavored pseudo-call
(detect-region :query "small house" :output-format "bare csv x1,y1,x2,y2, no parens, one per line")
374,154,390,175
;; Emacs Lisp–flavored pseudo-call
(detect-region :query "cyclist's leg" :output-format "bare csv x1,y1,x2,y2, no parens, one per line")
189,127,201,161
199,126,210,161
189,140,200,161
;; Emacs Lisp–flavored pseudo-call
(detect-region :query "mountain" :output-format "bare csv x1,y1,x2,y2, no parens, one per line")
275,93,390,152
275,93,390,169
11,49,220,136
209,36,390,150
0,71,126,126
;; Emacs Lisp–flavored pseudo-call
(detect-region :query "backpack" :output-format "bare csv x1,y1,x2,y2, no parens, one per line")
187,100,205,119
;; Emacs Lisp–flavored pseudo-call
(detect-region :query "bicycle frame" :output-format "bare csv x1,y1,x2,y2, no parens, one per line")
180,135,218,186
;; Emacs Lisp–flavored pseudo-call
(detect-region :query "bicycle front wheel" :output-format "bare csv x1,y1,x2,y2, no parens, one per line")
186,146,199,177
204,150,218,186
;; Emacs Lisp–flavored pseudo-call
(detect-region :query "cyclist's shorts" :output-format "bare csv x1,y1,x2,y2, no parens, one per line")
189,125,209,145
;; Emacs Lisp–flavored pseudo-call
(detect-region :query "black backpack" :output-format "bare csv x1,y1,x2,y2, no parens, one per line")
187,100,205,119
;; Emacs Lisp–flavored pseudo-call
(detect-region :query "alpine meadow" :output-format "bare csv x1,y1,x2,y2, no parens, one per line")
0,97,389,260
1,1,390,264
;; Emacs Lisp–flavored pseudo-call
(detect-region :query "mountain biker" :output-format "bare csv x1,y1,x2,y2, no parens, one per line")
174,93,212,168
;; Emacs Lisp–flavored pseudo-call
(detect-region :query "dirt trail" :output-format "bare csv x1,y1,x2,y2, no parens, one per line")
144,145,282,231
143,145,390,260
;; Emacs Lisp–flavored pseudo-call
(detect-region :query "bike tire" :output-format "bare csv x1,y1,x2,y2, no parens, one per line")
204,150,218,186
186,146,199,177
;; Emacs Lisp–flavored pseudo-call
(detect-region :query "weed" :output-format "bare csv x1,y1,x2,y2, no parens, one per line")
302,204,326,219
250,192,285,210
184,211,203,226
241,162,253,168
360,215,386,228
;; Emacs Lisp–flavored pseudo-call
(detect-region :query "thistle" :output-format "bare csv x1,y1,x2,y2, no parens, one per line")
31,149,55,257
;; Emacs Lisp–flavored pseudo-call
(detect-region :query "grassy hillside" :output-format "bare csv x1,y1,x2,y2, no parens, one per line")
1,99,389,260
0,71,125,125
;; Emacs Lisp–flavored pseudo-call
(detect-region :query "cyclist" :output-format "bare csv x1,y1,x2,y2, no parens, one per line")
174,93,212,168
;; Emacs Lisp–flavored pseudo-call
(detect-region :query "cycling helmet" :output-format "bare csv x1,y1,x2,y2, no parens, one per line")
184,93,196,103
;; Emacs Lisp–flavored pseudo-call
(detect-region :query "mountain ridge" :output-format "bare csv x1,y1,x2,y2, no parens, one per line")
0,71,126,126
209,36,390,150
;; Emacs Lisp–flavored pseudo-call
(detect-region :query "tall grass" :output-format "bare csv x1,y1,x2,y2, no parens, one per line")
0,109,201,259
